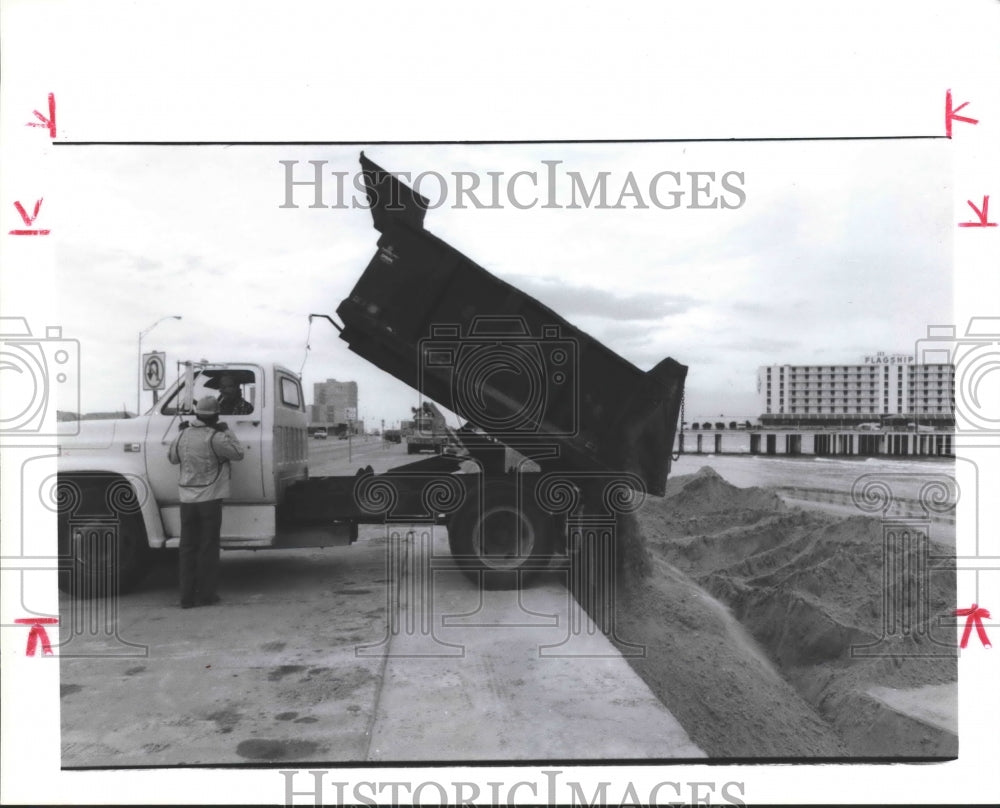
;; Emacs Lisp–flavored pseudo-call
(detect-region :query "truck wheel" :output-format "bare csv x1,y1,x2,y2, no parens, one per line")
57,508,151,599
447,481,557,589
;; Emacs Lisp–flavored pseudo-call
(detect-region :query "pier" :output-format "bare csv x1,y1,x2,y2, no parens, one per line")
677,430,954,458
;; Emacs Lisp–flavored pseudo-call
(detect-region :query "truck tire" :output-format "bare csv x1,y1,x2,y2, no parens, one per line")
57,479,151,599
447,480,558,589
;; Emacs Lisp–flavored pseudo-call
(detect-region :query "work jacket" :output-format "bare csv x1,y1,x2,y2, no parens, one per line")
168,422,245,503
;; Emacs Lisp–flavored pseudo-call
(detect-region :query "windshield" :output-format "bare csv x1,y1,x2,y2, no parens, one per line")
160,368,258,415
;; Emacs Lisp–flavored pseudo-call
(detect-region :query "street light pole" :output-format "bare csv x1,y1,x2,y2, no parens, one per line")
137,315,182,414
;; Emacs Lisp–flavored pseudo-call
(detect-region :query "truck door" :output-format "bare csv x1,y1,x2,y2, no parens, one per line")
265,370,308,503
145,365,266,507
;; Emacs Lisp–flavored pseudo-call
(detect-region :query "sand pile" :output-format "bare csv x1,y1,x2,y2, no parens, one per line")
582,465,957,758
651,467,789,538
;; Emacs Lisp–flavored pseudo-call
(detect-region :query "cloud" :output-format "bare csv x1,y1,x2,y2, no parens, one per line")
713,336,801,353
497,273,700,322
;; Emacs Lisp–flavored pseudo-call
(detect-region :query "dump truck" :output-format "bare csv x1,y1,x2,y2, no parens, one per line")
405,402,449,454
55,154,686,596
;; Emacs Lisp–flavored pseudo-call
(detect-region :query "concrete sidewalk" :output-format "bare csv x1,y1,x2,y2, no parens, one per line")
366,529,705,760
59,527,702,767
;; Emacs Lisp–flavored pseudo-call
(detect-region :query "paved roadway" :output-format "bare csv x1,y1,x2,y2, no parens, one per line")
58,438,703,766
306,435,412,476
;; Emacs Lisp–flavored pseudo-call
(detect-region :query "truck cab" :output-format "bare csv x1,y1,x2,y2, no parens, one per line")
143,362,309,546
57,362,320,595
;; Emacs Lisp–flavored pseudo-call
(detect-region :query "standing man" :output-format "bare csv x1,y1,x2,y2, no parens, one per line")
168,396,245,608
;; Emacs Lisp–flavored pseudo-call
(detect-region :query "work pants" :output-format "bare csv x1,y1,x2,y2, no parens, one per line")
179,498,223,605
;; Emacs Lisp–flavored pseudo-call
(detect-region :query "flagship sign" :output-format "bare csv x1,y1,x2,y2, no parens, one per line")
863,351,914,365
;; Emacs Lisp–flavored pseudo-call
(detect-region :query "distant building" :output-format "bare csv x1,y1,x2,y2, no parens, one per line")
757,355,955,427
311,379,358,427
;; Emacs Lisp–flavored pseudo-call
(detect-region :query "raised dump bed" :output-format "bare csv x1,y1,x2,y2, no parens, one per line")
337,154,687,497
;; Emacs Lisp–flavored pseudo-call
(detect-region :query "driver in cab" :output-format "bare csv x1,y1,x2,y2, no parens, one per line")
217,373,253,415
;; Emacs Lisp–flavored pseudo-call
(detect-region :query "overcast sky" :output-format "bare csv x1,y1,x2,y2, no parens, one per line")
47,139,951,425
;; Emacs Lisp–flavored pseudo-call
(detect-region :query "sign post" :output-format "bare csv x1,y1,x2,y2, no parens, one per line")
142,352,166,405
345,407,356,463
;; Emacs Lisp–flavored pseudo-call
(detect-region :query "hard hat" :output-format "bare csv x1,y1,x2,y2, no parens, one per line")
195,396,220,416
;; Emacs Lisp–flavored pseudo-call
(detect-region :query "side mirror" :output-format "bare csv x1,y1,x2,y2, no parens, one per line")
179,362,195,413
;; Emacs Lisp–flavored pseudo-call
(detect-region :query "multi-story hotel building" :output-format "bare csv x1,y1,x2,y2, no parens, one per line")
757,352,955,427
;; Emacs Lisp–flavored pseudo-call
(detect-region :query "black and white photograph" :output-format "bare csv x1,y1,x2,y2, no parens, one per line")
1,1,998,805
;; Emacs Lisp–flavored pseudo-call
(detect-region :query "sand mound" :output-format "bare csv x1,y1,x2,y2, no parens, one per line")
655,511,827,577
663,466,787,514
595,466,957,757
651,466,789,537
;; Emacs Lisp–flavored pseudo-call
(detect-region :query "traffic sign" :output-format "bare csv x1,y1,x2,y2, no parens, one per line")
344,406,357,421
142,352,166,391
